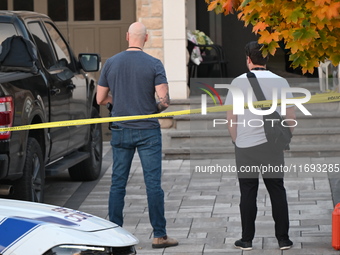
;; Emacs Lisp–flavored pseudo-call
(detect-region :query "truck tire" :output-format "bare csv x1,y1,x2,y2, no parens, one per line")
68,107,103,181
12,137,45,202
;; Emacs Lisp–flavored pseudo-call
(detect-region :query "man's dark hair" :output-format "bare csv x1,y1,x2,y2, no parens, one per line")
245,41,268,66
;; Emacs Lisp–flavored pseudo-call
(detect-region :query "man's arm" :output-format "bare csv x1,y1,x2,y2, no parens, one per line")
227,110,237,143
155,83,170,112
284,106,296,133
96,85,112,106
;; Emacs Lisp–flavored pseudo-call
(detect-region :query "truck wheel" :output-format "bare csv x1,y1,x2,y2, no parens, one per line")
12,137,45,202
69,107,103,181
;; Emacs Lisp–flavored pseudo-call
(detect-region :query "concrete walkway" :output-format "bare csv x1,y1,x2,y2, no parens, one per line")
45,142,340,255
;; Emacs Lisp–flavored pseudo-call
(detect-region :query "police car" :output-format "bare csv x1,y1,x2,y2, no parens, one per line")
0,198,138,255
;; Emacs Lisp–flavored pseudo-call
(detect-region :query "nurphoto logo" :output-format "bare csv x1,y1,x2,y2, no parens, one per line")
200,83,312,116
198,81,312,128
198,82,223,115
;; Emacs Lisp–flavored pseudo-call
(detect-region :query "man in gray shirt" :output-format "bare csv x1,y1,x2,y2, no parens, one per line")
96,22,178,249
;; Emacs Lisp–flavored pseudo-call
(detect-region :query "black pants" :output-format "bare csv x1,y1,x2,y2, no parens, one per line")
235,142,290,242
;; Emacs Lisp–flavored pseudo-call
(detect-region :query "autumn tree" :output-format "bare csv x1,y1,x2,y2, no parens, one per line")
205,0,340,74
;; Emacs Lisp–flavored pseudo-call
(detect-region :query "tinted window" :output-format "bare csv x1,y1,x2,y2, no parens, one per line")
0,0,8,10
28,22,55,69
48,0,68,22
100,0,121,20
74,0,94,21
13,0,33,11
0,23,18,44
44,22,71,66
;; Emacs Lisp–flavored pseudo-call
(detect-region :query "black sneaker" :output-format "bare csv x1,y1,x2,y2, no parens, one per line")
278,239,293,250
234,239,253,250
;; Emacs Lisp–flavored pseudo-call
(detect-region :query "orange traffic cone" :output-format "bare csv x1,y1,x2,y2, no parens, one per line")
332,203,340,250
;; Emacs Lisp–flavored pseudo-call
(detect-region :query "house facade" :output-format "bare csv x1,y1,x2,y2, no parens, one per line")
0,0,267,99
1,0,193,99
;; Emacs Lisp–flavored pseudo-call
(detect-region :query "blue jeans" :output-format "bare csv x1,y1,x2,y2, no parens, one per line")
109,126,166,238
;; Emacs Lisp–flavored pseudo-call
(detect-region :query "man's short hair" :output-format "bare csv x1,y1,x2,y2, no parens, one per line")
245,41,268,66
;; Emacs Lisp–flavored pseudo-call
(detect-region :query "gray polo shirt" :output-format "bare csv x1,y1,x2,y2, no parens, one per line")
99,51,168,129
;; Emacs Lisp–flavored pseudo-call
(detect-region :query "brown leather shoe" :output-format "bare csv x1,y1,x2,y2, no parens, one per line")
152,235,178,248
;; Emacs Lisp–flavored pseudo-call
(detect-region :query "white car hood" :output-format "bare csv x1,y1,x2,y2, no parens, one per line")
0,199,139,255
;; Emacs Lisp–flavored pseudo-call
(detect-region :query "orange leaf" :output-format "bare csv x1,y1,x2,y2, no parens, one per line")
314,0,331,7
258,31,281,44
258,30,271,44
305,59,319,74
269,31,280,42
206,0,340,72
315,6,328,20
314,18,326,30
305,2,315,9
286,40,305,54
326,2,340,19
237,11,244,20
222,0,235,14
281,29,294,40
252,22,269,34
208,0,219,11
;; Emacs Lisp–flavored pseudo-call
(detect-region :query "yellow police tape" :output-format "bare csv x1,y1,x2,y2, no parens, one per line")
1,91,340,132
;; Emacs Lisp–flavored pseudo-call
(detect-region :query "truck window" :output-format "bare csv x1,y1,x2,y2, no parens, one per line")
0,23,18,44
28,22,56,69
44,22,72,68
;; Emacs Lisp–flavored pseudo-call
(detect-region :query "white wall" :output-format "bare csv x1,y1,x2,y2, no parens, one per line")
163,0,188,99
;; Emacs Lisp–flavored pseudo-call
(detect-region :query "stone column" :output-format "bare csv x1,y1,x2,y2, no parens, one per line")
136,0,188,99
136,0,164,62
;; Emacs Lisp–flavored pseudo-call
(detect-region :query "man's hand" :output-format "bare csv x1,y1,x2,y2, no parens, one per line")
284,107,296,133
96,85,112,105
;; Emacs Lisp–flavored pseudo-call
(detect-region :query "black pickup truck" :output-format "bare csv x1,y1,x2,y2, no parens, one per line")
0,11,103,202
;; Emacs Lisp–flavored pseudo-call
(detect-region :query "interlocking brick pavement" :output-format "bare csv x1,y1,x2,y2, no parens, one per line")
45,142,340,255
